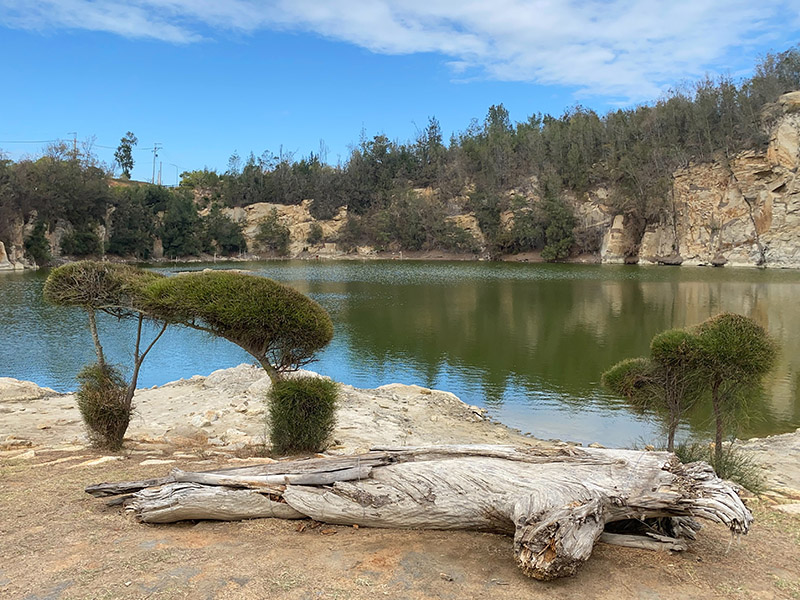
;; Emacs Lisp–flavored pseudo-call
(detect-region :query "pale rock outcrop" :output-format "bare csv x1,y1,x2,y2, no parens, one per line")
0,378,59,402
224,200,347,257
600,215,628,264
446,213,485,246
635,92,800,268
0,241,12,271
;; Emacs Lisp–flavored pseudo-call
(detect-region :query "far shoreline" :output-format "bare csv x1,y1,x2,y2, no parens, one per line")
9,247,800,272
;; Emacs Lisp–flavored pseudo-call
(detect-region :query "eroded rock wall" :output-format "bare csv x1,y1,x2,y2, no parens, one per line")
610,94,800,268
221,199,348,257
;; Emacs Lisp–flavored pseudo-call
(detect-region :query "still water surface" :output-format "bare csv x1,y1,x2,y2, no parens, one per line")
1,261,799,447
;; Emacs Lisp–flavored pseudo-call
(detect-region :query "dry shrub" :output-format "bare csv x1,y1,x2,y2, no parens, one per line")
76,363,130,450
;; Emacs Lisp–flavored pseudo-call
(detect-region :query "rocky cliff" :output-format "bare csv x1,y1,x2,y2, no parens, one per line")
224,93,800,268
3,94,800,270
600,92,800,268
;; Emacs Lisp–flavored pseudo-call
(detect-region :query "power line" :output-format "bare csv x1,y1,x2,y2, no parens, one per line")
0,139,59,144
0,139,156,155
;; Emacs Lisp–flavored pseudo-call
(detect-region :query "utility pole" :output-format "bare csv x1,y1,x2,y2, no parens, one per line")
169,163,179,187
151,143,162,184
158,161,162,186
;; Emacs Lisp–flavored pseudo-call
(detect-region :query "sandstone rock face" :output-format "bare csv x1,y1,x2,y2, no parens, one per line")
446,213,484,246
600,215,628,264
633,102,800,269
0,241,11,271
225,199,348,257
767,113,800,169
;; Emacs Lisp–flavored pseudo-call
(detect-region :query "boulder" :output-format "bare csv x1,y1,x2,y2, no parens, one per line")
0,378,59,402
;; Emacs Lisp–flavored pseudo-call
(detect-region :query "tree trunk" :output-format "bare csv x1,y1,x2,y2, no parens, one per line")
125,318,167,411
87,444,751,581
257,358,280,383
86,307,105,368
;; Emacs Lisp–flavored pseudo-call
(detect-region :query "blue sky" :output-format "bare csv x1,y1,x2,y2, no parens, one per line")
1,1,798,183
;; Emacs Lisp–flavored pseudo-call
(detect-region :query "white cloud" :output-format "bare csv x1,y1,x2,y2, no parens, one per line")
0,0,796,100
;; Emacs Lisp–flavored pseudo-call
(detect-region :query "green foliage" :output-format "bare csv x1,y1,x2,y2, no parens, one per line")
337,215,366,252
268,376,339,454
541,198,575,261
603,314,777,455
23,220,50,265
693,313,777,379
601,357,658,404
139,184,172,213
61,228,102,256
75,362,130,450
159,191,202,257
603,329,701,451
307,222,324,245
202,204,246,255
144,270,334,379
468,189,503,249
8,153,111,229
107,187,155,259
673,442,765,493
179,168,221,190
692,313,778,462
44,260,163,310
114,131,137,179
502,205,545,254
45,262,168,449
369,191,478,253
255,208,290,255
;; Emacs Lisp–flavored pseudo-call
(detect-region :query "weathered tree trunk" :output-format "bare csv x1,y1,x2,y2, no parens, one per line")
87,445,751,581
86,307,105,367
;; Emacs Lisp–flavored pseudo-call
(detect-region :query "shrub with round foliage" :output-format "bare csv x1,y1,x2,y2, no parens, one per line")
268,377,338,454
76,362,130,450
44,260,165,316
692,313,777,462
601,357,657,403
144,270,334,380
45,261,169,449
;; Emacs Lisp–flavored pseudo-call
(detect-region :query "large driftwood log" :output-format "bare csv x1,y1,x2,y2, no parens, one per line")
87,445,752,581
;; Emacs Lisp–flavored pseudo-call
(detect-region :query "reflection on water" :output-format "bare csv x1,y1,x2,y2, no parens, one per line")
1,261,798,447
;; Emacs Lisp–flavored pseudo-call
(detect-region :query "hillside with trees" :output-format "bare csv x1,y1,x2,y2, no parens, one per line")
1,47,799,267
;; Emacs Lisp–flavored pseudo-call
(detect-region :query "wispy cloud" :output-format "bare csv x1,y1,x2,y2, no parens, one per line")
1,0,796,100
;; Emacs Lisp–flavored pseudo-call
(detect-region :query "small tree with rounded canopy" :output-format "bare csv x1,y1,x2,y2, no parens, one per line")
44,261,168,448
144,270,333,382
693,313,777,463
603,314,777,460
145,270,336,453
602,329,701,452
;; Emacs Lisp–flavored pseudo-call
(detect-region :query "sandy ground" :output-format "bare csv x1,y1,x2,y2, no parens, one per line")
2,365,800,599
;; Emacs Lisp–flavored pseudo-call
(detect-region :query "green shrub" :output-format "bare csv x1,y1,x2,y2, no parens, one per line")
601,357,657,403
145,271,333,380
23,220,51,265
268,377,338,454
61,228,103,256
256,208,290,255
673,441,765,494
75,362,130,450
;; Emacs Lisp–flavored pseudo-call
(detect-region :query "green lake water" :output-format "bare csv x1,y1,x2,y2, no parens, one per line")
1,260,799,447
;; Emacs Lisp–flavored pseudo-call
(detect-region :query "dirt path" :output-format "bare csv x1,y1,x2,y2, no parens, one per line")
2,449,799,600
